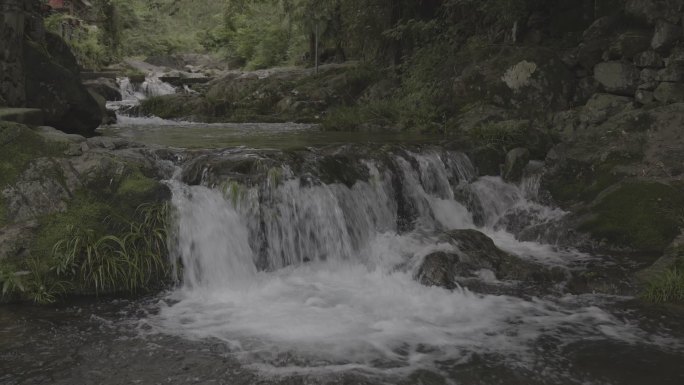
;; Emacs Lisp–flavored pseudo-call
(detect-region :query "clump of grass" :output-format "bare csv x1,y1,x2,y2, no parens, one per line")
643,268,684,304
51,203,171,294
1,203,171,304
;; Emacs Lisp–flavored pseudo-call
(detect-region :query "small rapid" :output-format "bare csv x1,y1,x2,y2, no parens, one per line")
147,148,679,380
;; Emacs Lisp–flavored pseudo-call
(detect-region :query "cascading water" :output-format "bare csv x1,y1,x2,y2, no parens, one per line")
105,74,177,123
150,147,676,380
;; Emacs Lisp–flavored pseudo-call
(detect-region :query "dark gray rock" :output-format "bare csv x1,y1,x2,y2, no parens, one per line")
580,93,635,125
608,31,652,59
23,41,102,136
654,82,684,102
416,229,562,292
651,20,682,52
594,61,640,95
657,64,684,81
84,78,122,102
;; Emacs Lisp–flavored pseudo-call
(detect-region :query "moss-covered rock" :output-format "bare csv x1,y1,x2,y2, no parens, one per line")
579,181,684,253
0,122,172,303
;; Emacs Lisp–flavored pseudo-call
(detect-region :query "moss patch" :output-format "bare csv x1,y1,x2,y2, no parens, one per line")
580,181,684,253
0,122,65,189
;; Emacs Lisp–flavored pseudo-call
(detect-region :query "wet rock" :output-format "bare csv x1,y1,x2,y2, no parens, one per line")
653,82,684,102
594,61,640,95
503,147,530,182
416,229,562,291
651,20,682,52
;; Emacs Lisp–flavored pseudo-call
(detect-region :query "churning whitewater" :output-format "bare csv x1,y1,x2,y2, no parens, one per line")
149,149,667,377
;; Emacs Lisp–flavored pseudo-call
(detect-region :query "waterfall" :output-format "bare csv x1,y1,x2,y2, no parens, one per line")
106,74,176,114
151,148,650,376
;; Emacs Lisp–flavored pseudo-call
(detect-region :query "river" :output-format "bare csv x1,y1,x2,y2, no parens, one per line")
2,77,683,385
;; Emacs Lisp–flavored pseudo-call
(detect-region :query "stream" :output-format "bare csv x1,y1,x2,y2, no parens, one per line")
2,77,684,385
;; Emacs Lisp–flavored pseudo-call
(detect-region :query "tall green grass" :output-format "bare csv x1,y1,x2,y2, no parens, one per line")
643,268,684,304
0,203,171,303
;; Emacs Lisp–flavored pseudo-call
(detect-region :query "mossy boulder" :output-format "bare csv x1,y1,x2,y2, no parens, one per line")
579,181,684,253
1,122,171,302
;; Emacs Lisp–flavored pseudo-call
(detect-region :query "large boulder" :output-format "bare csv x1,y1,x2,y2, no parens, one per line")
23,41,103,136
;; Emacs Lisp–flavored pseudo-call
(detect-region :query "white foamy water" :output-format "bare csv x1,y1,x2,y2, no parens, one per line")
150,150,669,377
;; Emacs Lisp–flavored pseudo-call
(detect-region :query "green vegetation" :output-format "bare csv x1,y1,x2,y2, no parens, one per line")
1,202,171,303
643,268,684,304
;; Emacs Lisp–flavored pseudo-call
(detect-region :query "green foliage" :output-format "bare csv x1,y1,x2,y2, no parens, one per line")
44,13,110,69
114,0,227,57
51,203,170,294
322,100,399,131
1,203,171,303
643,268,684,304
